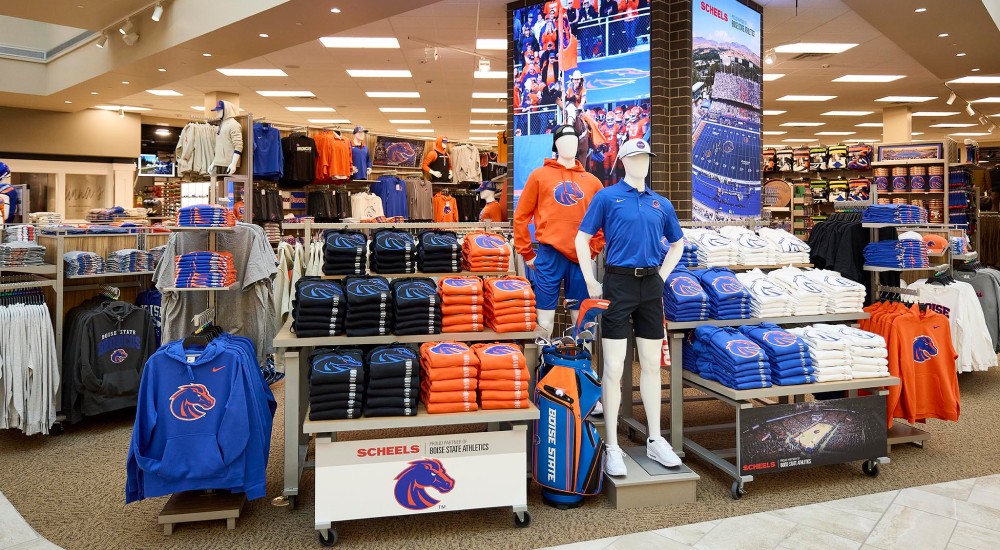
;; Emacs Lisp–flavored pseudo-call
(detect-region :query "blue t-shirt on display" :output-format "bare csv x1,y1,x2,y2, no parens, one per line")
252,123,283,180
351,144,372,180
579,181,683,268
370,175,409,218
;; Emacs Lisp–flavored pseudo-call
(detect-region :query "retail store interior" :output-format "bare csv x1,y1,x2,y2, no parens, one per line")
1,0,1000,549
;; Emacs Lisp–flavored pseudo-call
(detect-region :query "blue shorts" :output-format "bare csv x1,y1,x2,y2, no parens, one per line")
526,244,588,310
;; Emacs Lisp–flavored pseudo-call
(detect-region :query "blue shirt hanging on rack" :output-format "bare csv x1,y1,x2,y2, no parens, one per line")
370,175,409,218
252,123,283,180
351,144,372,180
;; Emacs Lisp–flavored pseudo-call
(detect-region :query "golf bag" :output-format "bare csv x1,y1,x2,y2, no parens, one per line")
532,344,605,508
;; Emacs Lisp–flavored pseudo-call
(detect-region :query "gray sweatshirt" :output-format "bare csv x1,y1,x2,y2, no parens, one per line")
212,100,244,169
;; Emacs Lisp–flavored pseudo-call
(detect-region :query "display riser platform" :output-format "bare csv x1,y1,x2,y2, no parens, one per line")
158,491,245,535
603,447,699,509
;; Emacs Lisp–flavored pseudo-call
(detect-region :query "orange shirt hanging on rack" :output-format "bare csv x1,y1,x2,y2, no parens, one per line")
433,192,459,222
314,131,353,183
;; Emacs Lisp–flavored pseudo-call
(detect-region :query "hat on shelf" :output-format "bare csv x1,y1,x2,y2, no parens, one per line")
618,138,655,160
475,181,501,194
551,124,579,152
923,234,949,255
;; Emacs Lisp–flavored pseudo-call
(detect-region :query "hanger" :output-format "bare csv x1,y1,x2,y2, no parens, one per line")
183,321,223,348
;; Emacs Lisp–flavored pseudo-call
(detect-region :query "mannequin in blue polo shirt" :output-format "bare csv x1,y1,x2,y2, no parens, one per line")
575,139,685,475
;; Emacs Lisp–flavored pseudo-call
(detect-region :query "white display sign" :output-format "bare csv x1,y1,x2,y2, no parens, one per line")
315,430,526,524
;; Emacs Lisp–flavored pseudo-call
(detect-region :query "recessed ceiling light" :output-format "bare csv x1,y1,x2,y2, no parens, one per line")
875,96,936,102
473,92,506,99
191,106,205,111
155,128,171,136
762,131,786,135
64,100,72,104
832,74,906,83
94,105,150,111
146,89,182,96
380,107,427,113
762,110,786,115
856,122,884,127
774,43,858,54
320,37,399,48
777,95,836,101
949,76,1000,84
971,97,1000,102
471,120,506,125
762,74,784,81
938,33,949,37
307,118,351,124
474,71,507,79
398,128,434,133
469,129,499,133
956,52,967,57
218,68,288,77
90,91,98,95
914,7,927,12
121,81,130,85
472,108,507,113
259,33,269,38
286,107,335,112
929,123,977,127
972,68,981,72
389,119,431,124
845,139,880,143
202,53,212,57
949,132,990,136
157,68,166,72
781,138,819,142
365,91,420,98
257,90,315,97
780,122,825,127
911,132,924,136
347,69,412,78
476,39,506,50
815,131,856,136
330,7,341,13
821,110,874,116
912,111,960,117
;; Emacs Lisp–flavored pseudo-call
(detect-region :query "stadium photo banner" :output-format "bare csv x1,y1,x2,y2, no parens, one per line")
738,396,887,476
691,0,763,221
373,135,428,169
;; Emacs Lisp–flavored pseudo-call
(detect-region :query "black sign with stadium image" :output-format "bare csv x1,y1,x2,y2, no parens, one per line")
739,396,887,475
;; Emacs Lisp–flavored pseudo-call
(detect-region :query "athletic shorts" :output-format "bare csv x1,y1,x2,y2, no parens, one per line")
527,244,587,310
601,271,665,340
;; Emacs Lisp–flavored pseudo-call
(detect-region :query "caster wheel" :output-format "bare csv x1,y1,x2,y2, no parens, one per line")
318,528,338,547
862,460,880,478
514,511,532,528
730,481,746,500
49,422,63,436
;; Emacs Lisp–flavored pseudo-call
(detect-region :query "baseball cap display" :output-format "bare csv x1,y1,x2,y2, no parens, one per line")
210,100,225,111
618,138,655,160
475,181,501,194
923,234,949,255
551,124,578,152
353,126,368,134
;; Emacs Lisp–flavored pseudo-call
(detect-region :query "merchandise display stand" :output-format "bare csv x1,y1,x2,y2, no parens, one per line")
283,220,511,243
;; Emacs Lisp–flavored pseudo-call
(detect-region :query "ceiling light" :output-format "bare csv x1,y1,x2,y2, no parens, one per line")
989,124,997,133
815,131,856,135
286,107,335,112
146,89,181,96
762,74,784,81
347,69,412,78
119,19,139,45
875,96,936,102
914,7,927,12
366,91,420,98
781,138,819,143
966,103,977,115
118,107,125,118
389,119,431,124
821,110,873,116
912,111,960,117
956,52,967,57
90,91,98,95
64,100,72,104
939,33,949,37
155,129,171,136
217,68,288,77
472,108,507,113
119,19,134,35
191,106,205,111
380,107,427,113
764,48,776,65
257,90,315,97
946,91,957,105
929,123,976,127
471,120,505,125
980,116,989,125
307,118,351,124
971,97,1000,102
777,95,836,101
330,7,341,13
202,53,212,57
845,139,880,143
762,110,786,116
94,105,150,111
972,68,981,72
320,37,400,48
949,132,990,136
96,33,108,48
398,128,434,133
780,122,825,127
832,74,905,83
856,122,884,127
151,2,164,21
948,76,1000,84
473,92,506,99
475,71,506,79
259,33,269,38
762,131,786,135
157,68,166,72
469,129,499,133
774,43,858,54
911,132,924,136
476,39,506,50
121,81,130,85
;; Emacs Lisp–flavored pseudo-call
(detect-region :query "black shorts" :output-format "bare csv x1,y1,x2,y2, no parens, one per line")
601,272,665,340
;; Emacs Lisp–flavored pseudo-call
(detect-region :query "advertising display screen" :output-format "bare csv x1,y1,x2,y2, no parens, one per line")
691,0,763,220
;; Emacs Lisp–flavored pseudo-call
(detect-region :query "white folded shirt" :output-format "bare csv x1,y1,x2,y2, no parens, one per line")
814,373,853,382
852,371,890,379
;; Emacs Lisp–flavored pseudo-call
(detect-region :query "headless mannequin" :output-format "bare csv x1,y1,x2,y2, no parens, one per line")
428,137,449,180
574,154,684,473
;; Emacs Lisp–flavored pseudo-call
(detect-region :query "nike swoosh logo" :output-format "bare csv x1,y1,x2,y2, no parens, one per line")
615,199,625,203
212,366,225,373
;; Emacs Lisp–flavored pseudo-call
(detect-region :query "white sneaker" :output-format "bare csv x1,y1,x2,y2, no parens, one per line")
605,445,628,477
647,437,682,468
590,400,604,417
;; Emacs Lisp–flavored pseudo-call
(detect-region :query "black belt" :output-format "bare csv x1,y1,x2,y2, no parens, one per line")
606,265,659,277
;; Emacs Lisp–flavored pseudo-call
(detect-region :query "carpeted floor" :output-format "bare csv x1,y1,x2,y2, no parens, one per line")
1,368,999,550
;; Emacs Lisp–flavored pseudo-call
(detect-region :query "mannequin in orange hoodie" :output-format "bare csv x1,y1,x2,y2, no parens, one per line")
422,136,452,183
514,124,604,336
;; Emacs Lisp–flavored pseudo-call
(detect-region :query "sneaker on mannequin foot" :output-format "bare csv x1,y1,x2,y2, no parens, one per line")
605,445,627,476
590,400,604,417
647,436,682,468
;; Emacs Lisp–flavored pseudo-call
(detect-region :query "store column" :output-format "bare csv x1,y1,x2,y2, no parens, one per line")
883,106,913,143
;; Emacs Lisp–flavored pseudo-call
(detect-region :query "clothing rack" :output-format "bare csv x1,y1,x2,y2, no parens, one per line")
834,200,872,212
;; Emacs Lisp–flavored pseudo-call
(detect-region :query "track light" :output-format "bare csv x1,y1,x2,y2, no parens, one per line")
119,19,133,35
764,48,776,65
118,107,125,118
96,33,108,48
990,124,997,133
946,91,957,105
151,2,164,22
980,115,988,125
120,19,139,46
966,103,976,116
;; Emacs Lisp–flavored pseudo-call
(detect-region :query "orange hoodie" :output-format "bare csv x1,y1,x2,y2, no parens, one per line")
422,137,451,181
514,158,604,262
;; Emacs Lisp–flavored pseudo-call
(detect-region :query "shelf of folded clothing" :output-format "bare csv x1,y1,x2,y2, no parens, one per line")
273,319,545,348
688,263,813,271
953,252,978,261
682,370,899,401
861,223,955,229
0,264,58,275
167,226,236,232
65,271,155,279
871,159,946,167
879,190,946,194
320,271,512,279
863,265,934,272
302,403,539,434
665,311,869,331
161,283,239,292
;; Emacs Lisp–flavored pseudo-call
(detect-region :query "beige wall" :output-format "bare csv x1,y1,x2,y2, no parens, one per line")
0,107,140,158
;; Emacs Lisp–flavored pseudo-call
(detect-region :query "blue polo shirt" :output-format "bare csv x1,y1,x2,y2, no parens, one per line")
579,181,683,268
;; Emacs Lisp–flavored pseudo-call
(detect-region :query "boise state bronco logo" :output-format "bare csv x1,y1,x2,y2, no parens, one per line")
300,282,342,301
670,276,702,297
347,278,388,297
726,339,762,359
394,458,455,510
169,384,216,421
553,181,585,206
913,335,939,363
474,235,507,249
110,349,128,364
484,344,520,356
712,276,743,295
762,331,798,348
314,354,362,374
495,279,529,292
443,278,476,288
430,343,467,355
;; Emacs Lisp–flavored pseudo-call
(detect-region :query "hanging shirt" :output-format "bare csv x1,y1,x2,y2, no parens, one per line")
314,131,353,182
906,280,997,372
433,193,459,223
351,144,372,180
953,269,1000,352
407,178,434,220
350,192,385,219
280,133,316,188
252,123,283,180
370,175,409,218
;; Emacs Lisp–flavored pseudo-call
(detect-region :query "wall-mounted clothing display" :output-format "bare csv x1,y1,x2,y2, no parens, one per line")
252,188,283,223
280,133,317,188
371,175,409,218
252,123,283,181
174,122,217,178
453,193,483,223
314,131,352,183
0,302,59,435
406,178,434,221
451,144,481,183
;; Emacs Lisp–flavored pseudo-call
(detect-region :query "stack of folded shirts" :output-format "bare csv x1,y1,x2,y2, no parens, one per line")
149,245,167,268
263,222,281,244
720,227,775,265
0,242,46,267
803,269,866,313
29,212,61,226
292,277,346,337
862,204,928,224
768,267,829,316
391,278,441,335
86,206,126,222
344,276,392,337
106,248,152,273
691,326,771,389
680,237,700,268
176,204,236,227
814,324,890,379
369,229,417,274
863,239,929,269
472,343,531,409
484,276,537,333
3,225,35,243
417,230,463,273
420,342,480,413
463,231,511,272
173,251,237,288
735,269,794,318
323,230,367,276
439,276,485,333
697,267,752,319
64,251,105,276
685,229,738,266
787,326,853,382
364,345,420,417
663,267,709,322
739,323,816,385
308,348,365,421
758,227,811,264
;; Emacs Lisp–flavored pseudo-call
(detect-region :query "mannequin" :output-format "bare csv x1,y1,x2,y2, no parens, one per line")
351,126,372,180
422,137,452,182
210,100,243,175
476,180,504,222
575,139,685,475
513,124,604,336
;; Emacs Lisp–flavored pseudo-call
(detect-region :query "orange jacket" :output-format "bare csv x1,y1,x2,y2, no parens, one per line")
514,158,604,262
432,193,459,222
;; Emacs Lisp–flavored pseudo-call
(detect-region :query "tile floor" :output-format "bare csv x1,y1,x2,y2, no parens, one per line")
542,475,1000,550
0,493,59,550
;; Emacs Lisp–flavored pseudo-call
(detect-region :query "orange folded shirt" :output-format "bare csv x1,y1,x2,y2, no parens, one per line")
426,402,479,414
441,294,483,306
471,343,526,371
438,276,483,296
442,323,485,333
463,231,512,257
441,313,485,326
491,312,538,325
480,389,530,401
479,379,532,391
421,389,477,403
480,399,531,410
488,321,537,333
479,366,531,380
423,378,478,392
421,365,479,381
442,304,482,316
484,277,536,301
486,304,535,317
420,342,480,368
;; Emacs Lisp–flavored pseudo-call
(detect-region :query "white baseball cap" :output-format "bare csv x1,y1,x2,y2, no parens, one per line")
618,138,655,160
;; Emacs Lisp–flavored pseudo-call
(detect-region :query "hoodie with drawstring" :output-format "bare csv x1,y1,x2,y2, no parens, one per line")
212,100,244,170
422,137,452,182
78,301,157,417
